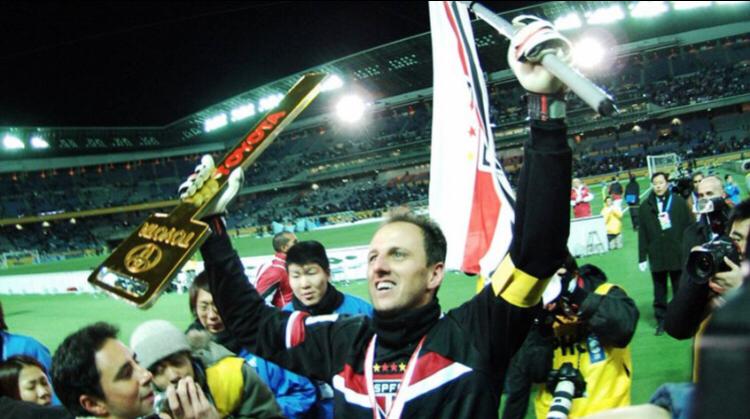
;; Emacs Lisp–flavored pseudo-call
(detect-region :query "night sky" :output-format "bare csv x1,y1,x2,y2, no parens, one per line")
0,1,526,127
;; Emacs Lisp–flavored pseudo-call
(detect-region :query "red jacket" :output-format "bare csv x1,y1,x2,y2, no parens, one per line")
571,185,594,218
255,252,293,308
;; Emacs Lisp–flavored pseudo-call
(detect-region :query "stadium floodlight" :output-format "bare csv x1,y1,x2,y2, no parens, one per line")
573,38,606,69
230,103,256,122
30,135,49,149
259,93,284,112
320,74,344,92
3,134,24,150
204,113,228,133
336,94,366,123
554,13,582,31
630,1,668,18
673,1,712,10
585,5,625,25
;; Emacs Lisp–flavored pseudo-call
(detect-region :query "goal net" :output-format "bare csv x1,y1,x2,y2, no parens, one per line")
0,250,40,268
647,153,680,180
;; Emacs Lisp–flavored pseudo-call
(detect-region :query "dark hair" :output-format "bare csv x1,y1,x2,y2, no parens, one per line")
272,232,295,253
189,271,210,317
651,172,668,183
286,241,331,274
0,355,47,401
381,214,447,266
729,198,750,227
52,322,118,416
0,301,7,330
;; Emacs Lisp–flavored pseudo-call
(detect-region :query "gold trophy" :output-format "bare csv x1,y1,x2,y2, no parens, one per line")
89,73,326,308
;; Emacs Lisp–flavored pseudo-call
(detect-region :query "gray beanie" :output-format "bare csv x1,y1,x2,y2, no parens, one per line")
130,320,191,369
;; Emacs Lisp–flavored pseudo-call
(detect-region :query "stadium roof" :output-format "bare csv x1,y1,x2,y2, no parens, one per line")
1,1,749,161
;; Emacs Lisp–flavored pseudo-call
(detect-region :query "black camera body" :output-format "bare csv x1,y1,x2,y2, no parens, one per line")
687,237,741,284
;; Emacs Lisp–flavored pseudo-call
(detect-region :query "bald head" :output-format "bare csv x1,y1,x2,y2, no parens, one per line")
697,176,725,200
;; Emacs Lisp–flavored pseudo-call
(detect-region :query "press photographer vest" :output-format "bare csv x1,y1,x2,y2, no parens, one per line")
534,283,633,418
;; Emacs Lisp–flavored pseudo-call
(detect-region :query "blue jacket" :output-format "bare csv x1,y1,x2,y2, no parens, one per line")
1,331,60,406
282,293,373,317
239,349,317,418
283,292,373,418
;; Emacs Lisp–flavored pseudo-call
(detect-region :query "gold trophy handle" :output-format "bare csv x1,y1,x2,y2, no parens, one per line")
89,72,327,308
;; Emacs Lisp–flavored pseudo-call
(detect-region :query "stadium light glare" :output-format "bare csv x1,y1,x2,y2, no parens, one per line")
258,93,284,112
673,1,712,10
320,74,344,92
30,136,49,149
573,38,606,69
630,1,668,17
336,95,366,123
553,13,582,31
230,104,256,122
2,134,24,150
585,5,625,25
204,113,228,133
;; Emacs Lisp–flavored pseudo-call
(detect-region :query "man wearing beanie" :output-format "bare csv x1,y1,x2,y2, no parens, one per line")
130,320,283,419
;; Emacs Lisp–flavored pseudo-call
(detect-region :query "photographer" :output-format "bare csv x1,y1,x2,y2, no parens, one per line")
665,195,748,349
503,255,639,419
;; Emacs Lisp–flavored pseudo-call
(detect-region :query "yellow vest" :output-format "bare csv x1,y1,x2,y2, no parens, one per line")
205,356,245,417
534,283,632,418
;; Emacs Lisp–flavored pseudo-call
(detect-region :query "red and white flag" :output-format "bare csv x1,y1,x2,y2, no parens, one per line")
428,1,515,278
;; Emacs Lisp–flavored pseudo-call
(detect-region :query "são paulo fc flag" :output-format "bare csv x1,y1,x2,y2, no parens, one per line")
428,1,515,277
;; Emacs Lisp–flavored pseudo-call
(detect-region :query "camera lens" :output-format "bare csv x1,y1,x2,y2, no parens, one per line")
694,253,714,278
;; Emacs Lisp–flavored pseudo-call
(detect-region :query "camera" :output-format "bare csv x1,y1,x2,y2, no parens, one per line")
687,237,741,284
671,176,694,200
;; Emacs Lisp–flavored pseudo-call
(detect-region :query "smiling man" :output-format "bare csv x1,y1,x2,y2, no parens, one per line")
51,323,157,419
281,240,372,418
188,16,573,418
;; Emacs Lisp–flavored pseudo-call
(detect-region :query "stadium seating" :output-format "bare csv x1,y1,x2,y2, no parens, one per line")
1,35,750,257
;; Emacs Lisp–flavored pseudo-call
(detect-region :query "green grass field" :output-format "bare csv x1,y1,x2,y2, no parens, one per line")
1,171,747,418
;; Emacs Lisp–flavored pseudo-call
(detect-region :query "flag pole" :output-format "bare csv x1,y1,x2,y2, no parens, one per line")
458,1,618,117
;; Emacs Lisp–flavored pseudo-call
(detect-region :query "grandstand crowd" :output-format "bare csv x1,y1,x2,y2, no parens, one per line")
2,32,750,257
1,10,750,419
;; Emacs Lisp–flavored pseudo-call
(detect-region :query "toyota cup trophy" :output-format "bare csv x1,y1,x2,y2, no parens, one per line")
89,73,326,308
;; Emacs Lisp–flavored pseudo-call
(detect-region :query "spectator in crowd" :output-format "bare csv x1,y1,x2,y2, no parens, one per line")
571,178,594,218
281,240,373,418
724,174,741,205
608,175,624,209
0,301,59,405
0,395,72,419
186,18,573,416
625,173,640,230
256,232,298,308
602,196,624,249
639,172,691,336
130,320,283,419
51,322,157,419
186,275,318,418
0,355,53,406
283,241,373,316
688,171,705,217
